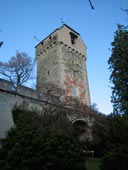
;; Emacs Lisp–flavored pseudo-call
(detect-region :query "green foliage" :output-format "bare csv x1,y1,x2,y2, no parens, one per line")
102,23,128,170
0,106,86,170
108,25,128,115
106,114,128,147
83,113,108,157
101,114,128,170
42,134,86,170
101,146,128,170
12,105,75,139
0,123,44,170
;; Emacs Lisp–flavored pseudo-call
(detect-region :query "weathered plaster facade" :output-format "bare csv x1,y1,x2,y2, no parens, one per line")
36,24,91,106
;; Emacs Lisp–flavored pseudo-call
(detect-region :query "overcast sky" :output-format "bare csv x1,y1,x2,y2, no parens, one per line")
0,0,128,114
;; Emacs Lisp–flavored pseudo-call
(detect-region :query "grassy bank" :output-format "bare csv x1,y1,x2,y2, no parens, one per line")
86,157,101,170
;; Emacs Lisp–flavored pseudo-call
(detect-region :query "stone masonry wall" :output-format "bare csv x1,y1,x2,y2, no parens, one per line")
0,79,42,138
0,78,93,140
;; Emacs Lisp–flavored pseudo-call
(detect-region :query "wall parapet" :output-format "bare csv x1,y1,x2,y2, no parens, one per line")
0,78,39,100
0,78,94,140
0,78,13,91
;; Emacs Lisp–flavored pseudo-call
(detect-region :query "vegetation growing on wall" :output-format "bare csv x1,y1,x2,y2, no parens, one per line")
0,104,87,170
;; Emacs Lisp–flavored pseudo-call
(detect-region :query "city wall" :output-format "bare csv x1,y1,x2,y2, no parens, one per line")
0,78,43,138
0,79,93,140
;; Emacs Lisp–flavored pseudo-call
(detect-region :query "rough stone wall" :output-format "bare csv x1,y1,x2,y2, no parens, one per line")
0,79,41,138
0,91,23,138
0,79,93,140
36,42,63,91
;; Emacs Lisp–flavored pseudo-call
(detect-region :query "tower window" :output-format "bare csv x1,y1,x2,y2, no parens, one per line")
70,32,77,45
72,87,79,97
72,87,77,97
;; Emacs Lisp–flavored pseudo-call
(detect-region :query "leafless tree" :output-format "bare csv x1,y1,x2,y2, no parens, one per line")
0,51,34,89
121,8,128,15
14,83,95,139
38,83,65,116
37,83,95,118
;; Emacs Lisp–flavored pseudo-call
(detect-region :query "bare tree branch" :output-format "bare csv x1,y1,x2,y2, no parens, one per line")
88,0,94,10
0,51,35,89
0,41,3,48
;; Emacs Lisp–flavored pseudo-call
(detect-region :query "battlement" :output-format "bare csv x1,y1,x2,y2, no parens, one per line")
0,78,38,99
0,79,42,138
0,78,13,91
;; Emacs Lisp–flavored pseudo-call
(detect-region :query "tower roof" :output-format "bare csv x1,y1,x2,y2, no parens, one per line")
35,24,80,48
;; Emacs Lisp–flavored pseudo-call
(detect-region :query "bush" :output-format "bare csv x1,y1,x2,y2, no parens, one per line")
0,108,87,170
42,134,86,170
101,145,128,170
100,115,128,170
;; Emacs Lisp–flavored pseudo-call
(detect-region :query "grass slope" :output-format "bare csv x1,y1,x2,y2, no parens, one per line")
86,157,101,170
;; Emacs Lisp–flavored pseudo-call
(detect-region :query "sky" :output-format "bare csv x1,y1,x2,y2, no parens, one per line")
0,0,128,114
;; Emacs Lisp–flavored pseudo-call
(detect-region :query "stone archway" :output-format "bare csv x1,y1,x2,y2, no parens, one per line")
71,117,93,141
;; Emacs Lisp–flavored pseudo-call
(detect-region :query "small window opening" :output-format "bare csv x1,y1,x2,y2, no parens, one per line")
70,32,77,45
72,87,77,97
48,71,50,75
72,87,79,97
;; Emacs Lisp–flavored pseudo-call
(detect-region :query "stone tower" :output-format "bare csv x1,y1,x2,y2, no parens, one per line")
35,24,91,106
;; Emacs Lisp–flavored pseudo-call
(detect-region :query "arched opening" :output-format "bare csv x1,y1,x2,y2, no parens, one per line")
72,120,88,132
